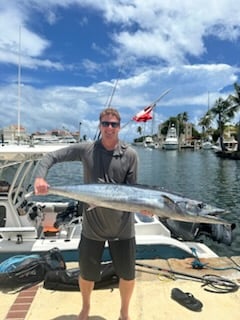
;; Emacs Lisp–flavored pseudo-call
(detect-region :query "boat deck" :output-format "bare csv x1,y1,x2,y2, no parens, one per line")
1,256,240,320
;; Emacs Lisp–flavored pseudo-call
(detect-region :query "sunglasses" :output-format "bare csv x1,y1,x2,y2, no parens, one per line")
101,121,120,128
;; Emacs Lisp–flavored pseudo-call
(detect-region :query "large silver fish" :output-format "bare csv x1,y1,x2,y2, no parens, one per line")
48,183,230,225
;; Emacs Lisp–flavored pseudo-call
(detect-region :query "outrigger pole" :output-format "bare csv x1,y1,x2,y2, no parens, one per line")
105,77,119,108
94,74,120,140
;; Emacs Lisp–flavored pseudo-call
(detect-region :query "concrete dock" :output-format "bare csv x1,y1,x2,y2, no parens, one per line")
1,256,240,320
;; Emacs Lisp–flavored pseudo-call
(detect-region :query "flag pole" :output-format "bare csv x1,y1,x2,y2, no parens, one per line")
122,88,172,129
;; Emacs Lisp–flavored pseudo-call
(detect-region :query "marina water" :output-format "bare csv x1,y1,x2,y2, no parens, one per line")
46,147,240,257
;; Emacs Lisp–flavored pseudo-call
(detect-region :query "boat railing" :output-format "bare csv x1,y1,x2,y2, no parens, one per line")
0,226,37,241
6,161,36,228
0,159,41,233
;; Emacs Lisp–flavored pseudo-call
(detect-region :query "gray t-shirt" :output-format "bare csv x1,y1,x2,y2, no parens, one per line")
35,140,138,241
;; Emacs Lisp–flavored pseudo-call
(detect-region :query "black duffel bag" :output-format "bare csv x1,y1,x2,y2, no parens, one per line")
43,261,119,291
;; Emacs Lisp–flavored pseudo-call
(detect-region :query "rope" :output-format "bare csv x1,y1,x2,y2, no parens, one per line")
190,247,240,271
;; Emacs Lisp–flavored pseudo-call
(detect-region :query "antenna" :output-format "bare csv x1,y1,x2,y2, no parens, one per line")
17,25,21,144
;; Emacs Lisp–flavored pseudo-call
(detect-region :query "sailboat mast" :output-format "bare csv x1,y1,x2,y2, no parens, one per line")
17,25,21,144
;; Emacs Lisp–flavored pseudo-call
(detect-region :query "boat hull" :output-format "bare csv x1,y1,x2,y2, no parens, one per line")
162,143,178,150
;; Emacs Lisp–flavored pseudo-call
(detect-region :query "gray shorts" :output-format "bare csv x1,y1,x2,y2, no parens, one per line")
78,235,136,281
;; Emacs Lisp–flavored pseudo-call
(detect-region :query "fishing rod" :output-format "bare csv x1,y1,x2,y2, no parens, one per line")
136,262,239,294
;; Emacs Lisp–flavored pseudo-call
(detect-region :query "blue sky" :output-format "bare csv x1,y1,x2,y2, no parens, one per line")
1,0,240,142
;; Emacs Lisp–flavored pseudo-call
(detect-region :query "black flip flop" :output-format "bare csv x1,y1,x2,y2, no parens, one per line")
171,288,203,312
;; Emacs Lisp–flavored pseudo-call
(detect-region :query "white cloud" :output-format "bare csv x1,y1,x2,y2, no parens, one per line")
1,1,240,68
0,1,240,142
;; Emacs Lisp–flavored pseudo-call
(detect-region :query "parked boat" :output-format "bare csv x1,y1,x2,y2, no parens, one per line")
202,141,213,150
0,147,232,263
162,124,179,150
143,136,159,149
212,137,238,152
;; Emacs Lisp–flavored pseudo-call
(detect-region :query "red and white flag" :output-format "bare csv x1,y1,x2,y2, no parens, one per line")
132,104,155,122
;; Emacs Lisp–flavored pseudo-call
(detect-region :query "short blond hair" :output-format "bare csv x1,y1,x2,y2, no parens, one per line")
99,107,121,122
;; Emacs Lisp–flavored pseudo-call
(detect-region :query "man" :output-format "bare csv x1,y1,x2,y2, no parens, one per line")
34,107,138,320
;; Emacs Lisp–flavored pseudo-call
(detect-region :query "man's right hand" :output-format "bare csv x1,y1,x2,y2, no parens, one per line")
34,177,49,195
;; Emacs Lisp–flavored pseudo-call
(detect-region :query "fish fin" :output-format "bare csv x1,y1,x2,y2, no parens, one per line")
162,195,183,214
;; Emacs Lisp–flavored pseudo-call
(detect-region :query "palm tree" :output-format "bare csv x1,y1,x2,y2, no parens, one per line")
210,97,237,151
180,111,188,122
198,110,212,141
176,112,188,137
228,83,240,151
160,117,177,135
160,113,189,137
229,82,240,106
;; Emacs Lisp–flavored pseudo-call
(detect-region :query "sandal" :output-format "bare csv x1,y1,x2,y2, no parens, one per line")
171,288,203,312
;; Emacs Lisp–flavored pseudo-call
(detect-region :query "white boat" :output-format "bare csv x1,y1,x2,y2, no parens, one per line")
202,141,213,150
212,137,238,152
143,136,159,149
0,147,228,263
162,124,179,150
58,137,77,144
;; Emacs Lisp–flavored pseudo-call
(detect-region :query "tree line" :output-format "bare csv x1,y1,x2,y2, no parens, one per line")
199,82,240,152
135,82,240,151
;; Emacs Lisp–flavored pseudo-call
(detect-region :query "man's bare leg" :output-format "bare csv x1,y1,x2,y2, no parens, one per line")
78,276,95,320
118,278,135,320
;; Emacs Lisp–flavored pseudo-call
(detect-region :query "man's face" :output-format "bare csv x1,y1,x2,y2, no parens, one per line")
100,115,120,141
